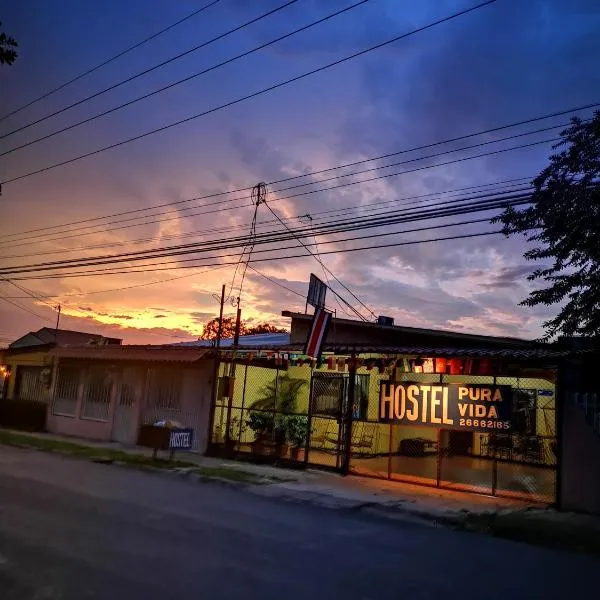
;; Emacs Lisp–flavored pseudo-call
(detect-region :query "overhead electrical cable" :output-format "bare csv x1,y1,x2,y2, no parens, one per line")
0,0,300,139
0,133,554,248
0,292,51,320
7,231,506,281
1,0,499,186
0,0,222,122
3,100,595,240
1,0,374,157
0,192,530,277
0,190,530,274
264,201,375,321
0,176,534,260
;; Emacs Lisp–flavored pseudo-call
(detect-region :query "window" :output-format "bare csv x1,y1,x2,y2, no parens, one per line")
16,366,45,402
148,368,182,410
81,366,113,420
53,366,80,416
513,389,537,435
311,373,370,419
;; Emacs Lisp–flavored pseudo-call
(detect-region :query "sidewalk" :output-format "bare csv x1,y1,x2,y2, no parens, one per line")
2,428,600,555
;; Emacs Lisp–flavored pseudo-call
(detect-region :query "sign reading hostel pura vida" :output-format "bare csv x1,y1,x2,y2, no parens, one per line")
379,383,513,432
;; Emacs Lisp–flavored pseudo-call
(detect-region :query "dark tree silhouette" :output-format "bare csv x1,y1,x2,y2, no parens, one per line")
493,112,600,340
0,22,18,65
244,322,287,335
199,317,287,341
199,317,237,341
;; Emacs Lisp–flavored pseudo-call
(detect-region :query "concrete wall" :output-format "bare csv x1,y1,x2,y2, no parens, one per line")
46,359,215,453
47,413,114,441
560,405,600,514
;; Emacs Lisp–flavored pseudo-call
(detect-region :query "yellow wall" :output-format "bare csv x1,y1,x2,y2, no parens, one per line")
3,350,53,399
214,359,556,465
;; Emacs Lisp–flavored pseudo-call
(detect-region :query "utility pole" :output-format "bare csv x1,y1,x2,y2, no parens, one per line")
215,285,225,349
207,285,226,453
225,297,242,447
54,304,61,340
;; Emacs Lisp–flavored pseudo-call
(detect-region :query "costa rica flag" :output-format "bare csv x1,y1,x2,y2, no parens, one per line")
304,308,332,359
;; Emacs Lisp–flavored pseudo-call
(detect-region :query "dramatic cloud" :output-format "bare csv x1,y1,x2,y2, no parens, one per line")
1,0,598,344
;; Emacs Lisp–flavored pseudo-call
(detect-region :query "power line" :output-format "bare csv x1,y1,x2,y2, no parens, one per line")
4,99,595,241
1,279,58,311
0,292,52,320
0,194,530,280
246,265,304,299
0,264,229,300
265,201,375,321
0,189,528,275
1,0,373,157
0,193,529,279
0,131,551,248
0,1,222,122
0,0,298,140
1,176,532,259
1,0,499,186
8,230,505,281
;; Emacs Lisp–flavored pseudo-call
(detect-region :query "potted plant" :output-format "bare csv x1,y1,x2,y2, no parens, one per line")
215,416,245,456
246,410,275,455
285,415,309,461
248,374,306,457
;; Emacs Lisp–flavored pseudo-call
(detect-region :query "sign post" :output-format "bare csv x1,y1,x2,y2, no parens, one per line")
306,273,327,312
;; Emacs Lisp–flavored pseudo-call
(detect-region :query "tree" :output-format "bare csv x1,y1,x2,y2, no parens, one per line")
199,317,236,341
244,322,287,335
0,22,18,65
199,317,287,341
493,112,600,340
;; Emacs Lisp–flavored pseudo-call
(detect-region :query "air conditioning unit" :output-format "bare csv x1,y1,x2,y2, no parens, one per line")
377,315,394,326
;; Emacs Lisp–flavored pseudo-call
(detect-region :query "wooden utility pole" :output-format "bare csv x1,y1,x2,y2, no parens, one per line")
215,285,225,349
54,304,61,340
225,297,242,446
207,285,226,453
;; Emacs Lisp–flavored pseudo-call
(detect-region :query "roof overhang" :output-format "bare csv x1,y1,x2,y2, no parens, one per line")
51,345,213,363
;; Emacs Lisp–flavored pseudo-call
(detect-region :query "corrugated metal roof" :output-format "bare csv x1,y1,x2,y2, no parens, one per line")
51,345,211,363
232,343,596,360
172,333,290,348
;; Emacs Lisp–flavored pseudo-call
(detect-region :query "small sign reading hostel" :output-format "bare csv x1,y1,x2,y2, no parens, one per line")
379,383,512,432
168,428,194,450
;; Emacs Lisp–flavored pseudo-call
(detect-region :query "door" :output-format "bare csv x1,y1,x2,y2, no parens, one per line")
308,372,346,469
112,367,140,444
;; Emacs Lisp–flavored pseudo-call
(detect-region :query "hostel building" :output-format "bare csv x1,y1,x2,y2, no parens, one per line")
209,312,600,513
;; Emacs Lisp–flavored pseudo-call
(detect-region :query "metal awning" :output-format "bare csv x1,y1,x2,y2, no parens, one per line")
51,345,212,363
231,343,595,360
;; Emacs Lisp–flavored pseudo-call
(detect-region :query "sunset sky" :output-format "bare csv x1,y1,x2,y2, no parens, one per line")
1,0,599,346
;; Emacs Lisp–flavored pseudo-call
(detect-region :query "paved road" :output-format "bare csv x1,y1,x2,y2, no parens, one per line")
0,447,595,600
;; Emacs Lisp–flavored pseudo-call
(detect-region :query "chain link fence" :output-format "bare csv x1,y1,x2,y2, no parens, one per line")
210,353,557,503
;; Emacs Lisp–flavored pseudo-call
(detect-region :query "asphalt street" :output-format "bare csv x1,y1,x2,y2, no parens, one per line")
0,446,596,600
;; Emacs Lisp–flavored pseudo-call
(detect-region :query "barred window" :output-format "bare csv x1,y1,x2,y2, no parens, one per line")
311,373,369,419
81,366,113,421
53,366,80,416
148,368,182,410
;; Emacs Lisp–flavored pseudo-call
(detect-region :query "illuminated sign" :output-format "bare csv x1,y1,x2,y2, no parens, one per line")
379,383,512,432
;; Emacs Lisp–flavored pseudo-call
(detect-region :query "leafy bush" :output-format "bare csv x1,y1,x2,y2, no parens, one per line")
285,415,309,447
246,411,275,439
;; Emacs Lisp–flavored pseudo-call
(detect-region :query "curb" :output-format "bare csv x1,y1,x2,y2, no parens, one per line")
0,441,259,489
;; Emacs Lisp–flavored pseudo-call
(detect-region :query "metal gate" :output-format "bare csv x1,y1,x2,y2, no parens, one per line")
306,372,370,470
112,367,140,445
15,366,45,402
